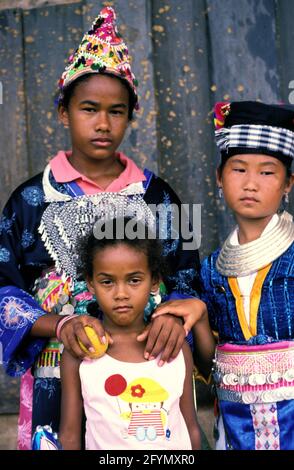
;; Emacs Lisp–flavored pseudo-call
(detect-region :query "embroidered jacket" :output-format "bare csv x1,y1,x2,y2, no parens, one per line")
200,242,294,344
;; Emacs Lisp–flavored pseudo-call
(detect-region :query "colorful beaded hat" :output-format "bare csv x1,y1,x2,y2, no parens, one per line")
214,101,294,167
59,6,138,108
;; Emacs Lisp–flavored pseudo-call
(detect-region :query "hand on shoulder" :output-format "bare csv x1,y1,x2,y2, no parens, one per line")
151,298,208,335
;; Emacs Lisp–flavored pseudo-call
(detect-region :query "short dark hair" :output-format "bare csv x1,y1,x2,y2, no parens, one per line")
79,217,165,280
58,73,136,121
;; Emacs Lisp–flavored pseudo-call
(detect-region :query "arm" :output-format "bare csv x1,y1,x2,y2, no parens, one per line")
0,190,48,375
180,342,201,450
191,307,216,379
59,350,83,450
31,312,111,359
151,254,219,378
193,255,220,378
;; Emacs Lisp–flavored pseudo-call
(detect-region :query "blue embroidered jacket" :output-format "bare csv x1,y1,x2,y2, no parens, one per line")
200,242,294,344
0,169,201,376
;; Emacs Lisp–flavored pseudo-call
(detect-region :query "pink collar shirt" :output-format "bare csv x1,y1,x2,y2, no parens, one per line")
50,150,146,195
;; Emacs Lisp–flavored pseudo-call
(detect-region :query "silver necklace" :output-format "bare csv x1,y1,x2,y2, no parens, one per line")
39,165,155,280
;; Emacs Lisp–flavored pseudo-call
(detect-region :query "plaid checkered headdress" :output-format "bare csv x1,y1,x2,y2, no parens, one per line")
214,101,294,168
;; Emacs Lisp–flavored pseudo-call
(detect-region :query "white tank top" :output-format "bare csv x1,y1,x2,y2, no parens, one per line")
79,350,192,450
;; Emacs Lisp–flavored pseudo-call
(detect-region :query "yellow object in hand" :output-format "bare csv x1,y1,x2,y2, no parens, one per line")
78,326,109,358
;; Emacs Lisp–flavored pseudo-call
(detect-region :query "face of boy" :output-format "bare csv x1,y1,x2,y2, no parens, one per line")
59,74,129,163
87,244,159,330
217,154,294,224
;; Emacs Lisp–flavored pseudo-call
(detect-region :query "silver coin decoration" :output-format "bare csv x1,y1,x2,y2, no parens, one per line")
61,304,75,316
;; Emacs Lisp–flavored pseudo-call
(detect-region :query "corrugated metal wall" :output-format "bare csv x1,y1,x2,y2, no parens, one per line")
0,0,293,412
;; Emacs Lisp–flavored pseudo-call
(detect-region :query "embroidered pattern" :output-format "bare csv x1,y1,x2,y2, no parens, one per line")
0,213,15,235
162,238,180,257
21,230,35,249
168,268,197,296
157,192,180,256
17,417,33,450
34,377,57,401
21,187,44,206
214,342,294,404
0,296,40,329
250,403,280,450
39,192,155,280
17,371,34,450
59,6,138,108
0,246,10,262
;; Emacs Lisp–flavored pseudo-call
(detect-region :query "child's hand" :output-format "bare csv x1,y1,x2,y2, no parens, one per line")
137,314,186,366
59,315,113,359
151,298,207,336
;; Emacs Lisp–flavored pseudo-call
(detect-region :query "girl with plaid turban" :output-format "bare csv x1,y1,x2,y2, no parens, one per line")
154,101,294,450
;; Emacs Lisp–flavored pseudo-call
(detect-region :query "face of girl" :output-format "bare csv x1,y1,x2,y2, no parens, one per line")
217,154,294,225
87,244,159,330
59,74,129,164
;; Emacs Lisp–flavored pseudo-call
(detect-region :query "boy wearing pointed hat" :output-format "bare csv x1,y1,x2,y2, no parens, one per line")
0,6,204,449
154,100,294,449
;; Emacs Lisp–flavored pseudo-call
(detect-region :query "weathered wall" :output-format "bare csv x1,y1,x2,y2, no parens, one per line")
0,0,80,10
0,0,293,413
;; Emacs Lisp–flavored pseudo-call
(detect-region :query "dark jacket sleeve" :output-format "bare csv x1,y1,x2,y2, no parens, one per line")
143,173,201,299
0,177,49,376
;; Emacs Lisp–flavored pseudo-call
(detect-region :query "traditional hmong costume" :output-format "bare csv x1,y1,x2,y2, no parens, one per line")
201,101,294,450
0,7,200,450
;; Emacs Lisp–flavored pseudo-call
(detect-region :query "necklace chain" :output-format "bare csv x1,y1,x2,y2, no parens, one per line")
216,211,294,276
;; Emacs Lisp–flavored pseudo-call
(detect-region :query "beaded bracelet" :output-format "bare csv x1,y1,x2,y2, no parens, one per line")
55,314,78,342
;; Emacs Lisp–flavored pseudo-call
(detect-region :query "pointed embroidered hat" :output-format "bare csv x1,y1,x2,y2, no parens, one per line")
59,6,138,108
214,101,294,167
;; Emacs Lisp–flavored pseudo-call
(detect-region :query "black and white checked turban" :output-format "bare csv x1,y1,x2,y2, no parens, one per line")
215,124,294,160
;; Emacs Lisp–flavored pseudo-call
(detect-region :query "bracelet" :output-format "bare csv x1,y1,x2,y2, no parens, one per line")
55,314,78,342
